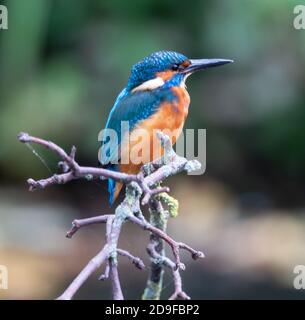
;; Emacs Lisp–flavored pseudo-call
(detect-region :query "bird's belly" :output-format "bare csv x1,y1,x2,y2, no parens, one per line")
119,87,190,174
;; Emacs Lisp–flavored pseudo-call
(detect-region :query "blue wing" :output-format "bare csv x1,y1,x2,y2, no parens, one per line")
101,87,175,205
101,88,174,165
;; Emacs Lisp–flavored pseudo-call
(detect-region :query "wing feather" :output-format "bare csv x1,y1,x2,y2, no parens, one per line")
101,88,173,165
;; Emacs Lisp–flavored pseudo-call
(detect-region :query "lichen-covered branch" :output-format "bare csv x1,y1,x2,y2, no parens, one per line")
18,131,204,300
142,199,167,300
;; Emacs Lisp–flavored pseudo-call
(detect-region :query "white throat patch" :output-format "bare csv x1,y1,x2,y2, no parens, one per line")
181,73,191,89
131,77,165,93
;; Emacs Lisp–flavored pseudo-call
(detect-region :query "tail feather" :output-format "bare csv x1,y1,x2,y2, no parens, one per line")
107,163,141,206
107,165,124,206
108,178,123,206
108,177,116,206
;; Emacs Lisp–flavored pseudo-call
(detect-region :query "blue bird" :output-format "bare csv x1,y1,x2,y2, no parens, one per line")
100,51,233,205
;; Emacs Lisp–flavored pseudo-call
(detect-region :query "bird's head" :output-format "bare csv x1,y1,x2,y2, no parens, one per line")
126,51,233,92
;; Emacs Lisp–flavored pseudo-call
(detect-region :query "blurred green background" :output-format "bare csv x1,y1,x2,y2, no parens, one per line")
1,0,305,299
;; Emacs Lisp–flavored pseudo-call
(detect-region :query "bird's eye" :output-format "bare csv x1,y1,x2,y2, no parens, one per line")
171,63,180,71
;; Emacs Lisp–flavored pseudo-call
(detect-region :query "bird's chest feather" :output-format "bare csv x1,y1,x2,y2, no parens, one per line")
120,87,190,170
141,86,190,132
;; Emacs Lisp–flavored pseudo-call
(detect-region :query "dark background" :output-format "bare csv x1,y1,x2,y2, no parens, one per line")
1,0,305,299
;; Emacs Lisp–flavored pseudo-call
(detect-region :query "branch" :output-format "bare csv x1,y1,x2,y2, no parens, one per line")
146,241,190,300
98,262,110,281
105,216,124,300
142,199,166,300
109,258,123,300
57,211,124,300
18,131,200,203
19,131,204,300
66,215,111,238
57,244,110,300
128,214,204,270
18,132,137,188
117,249,145,270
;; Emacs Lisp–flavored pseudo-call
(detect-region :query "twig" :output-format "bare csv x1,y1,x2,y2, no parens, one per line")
98,262,110,281
117,249,145,270
66,215,111,238
127,214,204,270
169,270,191,300
146,242,190,300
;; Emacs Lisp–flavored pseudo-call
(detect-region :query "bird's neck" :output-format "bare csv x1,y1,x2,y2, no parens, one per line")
162,73,186,89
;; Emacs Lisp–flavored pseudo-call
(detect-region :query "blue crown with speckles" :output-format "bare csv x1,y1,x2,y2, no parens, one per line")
126,51,188,90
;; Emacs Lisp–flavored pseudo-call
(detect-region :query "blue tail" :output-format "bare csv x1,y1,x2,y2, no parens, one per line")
107,165,117,206
108,178,116,206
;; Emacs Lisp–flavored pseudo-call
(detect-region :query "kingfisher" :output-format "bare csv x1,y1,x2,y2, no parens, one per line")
100,51,233,205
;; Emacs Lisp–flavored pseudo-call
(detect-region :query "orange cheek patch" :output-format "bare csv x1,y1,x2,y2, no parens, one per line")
181,60,191,68
156,70,175,81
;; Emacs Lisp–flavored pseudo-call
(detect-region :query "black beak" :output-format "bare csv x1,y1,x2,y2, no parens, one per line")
182,58,233,74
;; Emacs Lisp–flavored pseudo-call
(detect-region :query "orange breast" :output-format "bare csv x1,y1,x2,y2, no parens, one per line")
119,86,190,175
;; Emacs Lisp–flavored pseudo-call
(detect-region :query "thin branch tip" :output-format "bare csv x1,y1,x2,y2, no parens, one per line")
193,251,205,260
17,132,30,143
